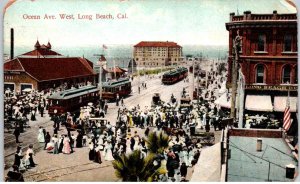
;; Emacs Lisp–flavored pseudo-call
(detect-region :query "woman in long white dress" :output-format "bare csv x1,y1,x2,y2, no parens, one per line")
24,145,35,168
104,141,114,161
37,127,45,143
133,136,140,151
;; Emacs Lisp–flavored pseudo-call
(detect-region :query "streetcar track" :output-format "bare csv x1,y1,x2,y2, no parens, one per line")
35,164,112,182
24,162,96,177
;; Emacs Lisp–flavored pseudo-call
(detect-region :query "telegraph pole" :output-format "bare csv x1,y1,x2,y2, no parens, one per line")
192,59,195,100
93,54,103,99
230,30,242,122
99,63,102,99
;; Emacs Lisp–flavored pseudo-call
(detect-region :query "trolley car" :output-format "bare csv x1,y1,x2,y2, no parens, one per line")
101,78,132,101
48,85,99,116
162,67,188,85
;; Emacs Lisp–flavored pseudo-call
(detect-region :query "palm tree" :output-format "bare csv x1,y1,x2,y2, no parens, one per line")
112,150,167,181
145,131,170,154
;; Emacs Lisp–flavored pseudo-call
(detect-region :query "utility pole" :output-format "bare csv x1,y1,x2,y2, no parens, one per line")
230,30,242,122
197,63,200,102
192,59,195,100
93,54,104,99
99,63,102,99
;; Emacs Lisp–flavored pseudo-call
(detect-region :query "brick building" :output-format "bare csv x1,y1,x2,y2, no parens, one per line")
133,41,183,67
225,11,298,113
4,41,96,92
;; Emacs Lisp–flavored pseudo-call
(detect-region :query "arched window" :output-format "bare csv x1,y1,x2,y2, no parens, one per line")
282,65,291,84
256,64,265,83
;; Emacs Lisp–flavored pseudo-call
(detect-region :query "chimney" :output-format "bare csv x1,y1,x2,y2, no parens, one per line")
286,164,295,179
273,10,278,20
230,12,235,21
10,28,14,59
244,11,251,20
256,138,262,152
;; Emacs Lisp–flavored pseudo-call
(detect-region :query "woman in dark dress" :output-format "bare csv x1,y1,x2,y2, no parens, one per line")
58,136,64,153
94,145,102,164
27,144,36,167
88,141,95,161
13,146,22,168
76,132,83,148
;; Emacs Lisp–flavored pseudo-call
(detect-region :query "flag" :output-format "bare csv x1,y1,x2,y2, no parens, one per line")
102,44,108,50
283,95,292,131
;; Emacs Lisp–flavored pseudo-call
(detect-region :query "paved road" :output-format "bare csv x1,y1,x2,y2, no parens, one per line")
4,72,196,181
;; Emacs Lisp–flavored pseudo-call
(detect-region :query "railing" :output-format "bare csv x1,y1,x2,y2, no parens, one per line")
231,13,296,22
252,14,273,20
277,14,297,20
232,16,243,21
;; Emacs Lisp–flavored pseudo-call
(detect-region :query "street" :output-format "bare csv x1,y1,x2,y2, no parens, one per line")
4,72,198,181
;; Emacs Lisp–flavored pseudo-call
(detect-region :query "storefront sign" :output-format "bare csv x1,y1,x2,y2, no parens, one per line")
245,85,297,91
5,71,21,74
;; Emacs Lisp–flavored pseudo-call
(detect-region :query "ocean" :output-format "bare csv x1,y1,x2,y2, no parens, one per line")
8,44,228,68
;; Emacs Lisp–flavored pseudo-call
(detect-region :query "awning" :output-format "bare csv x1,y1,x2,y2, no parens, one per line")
274,96,297,112
214,93,231,109
190,143,221,182
245,95,273,112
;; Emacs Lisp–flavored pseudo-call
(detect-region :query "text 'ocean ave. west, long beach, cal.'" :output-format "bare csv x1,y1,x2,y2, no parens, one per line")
22,13,128,20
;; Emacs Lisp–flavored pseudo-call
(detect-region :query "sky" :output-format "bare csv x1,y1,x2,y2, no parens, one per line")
3,0,296,52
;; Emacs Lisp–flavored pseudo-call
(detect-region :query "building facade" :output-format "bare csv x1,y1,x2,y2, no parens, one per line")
4,41,96,92
225,11,297,113
133,41,183,67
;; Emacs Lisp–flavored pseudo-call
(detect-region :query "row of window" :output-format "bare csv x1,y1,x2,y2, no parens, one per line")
255,64,297,84
238,33,297,53
4,75,14,80
257,33,296,52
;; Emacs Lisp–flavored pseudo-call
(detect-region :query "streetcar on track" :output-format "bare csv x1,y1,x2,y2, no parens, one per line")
101,78,132,101
162,67,188,85
48,85,100,116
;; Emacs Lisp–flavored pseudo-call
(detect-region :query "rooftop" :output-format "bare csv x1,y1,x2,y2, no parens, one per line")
21,41,62,57
226,11,297,30
134,41,181,48
227,129,298,182
229,10,297,22
48,85,98,100
4,57,95,82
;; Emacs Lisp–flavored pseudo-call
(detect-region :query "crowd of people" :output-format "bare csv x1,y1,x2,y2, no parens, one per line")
7,62,232,182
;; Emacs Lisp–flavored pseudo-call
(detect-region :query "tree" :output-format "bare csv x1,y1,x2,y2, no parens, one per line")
145,131,169,154
112,150,167,181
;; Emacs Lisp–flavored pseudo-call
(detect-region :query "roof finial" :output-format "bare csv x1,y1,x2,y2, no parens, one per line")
47,39,52,49
34,38,41,49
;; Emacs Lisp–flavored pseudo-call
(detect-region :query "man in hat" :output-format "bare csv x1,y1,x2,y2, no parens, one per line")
13,125,21,143
40,104,44,117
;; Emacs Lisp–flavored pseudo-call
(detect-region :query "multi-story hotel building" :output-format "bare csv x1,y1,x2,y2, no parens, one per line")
225,11,297,119
133,41,183,67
